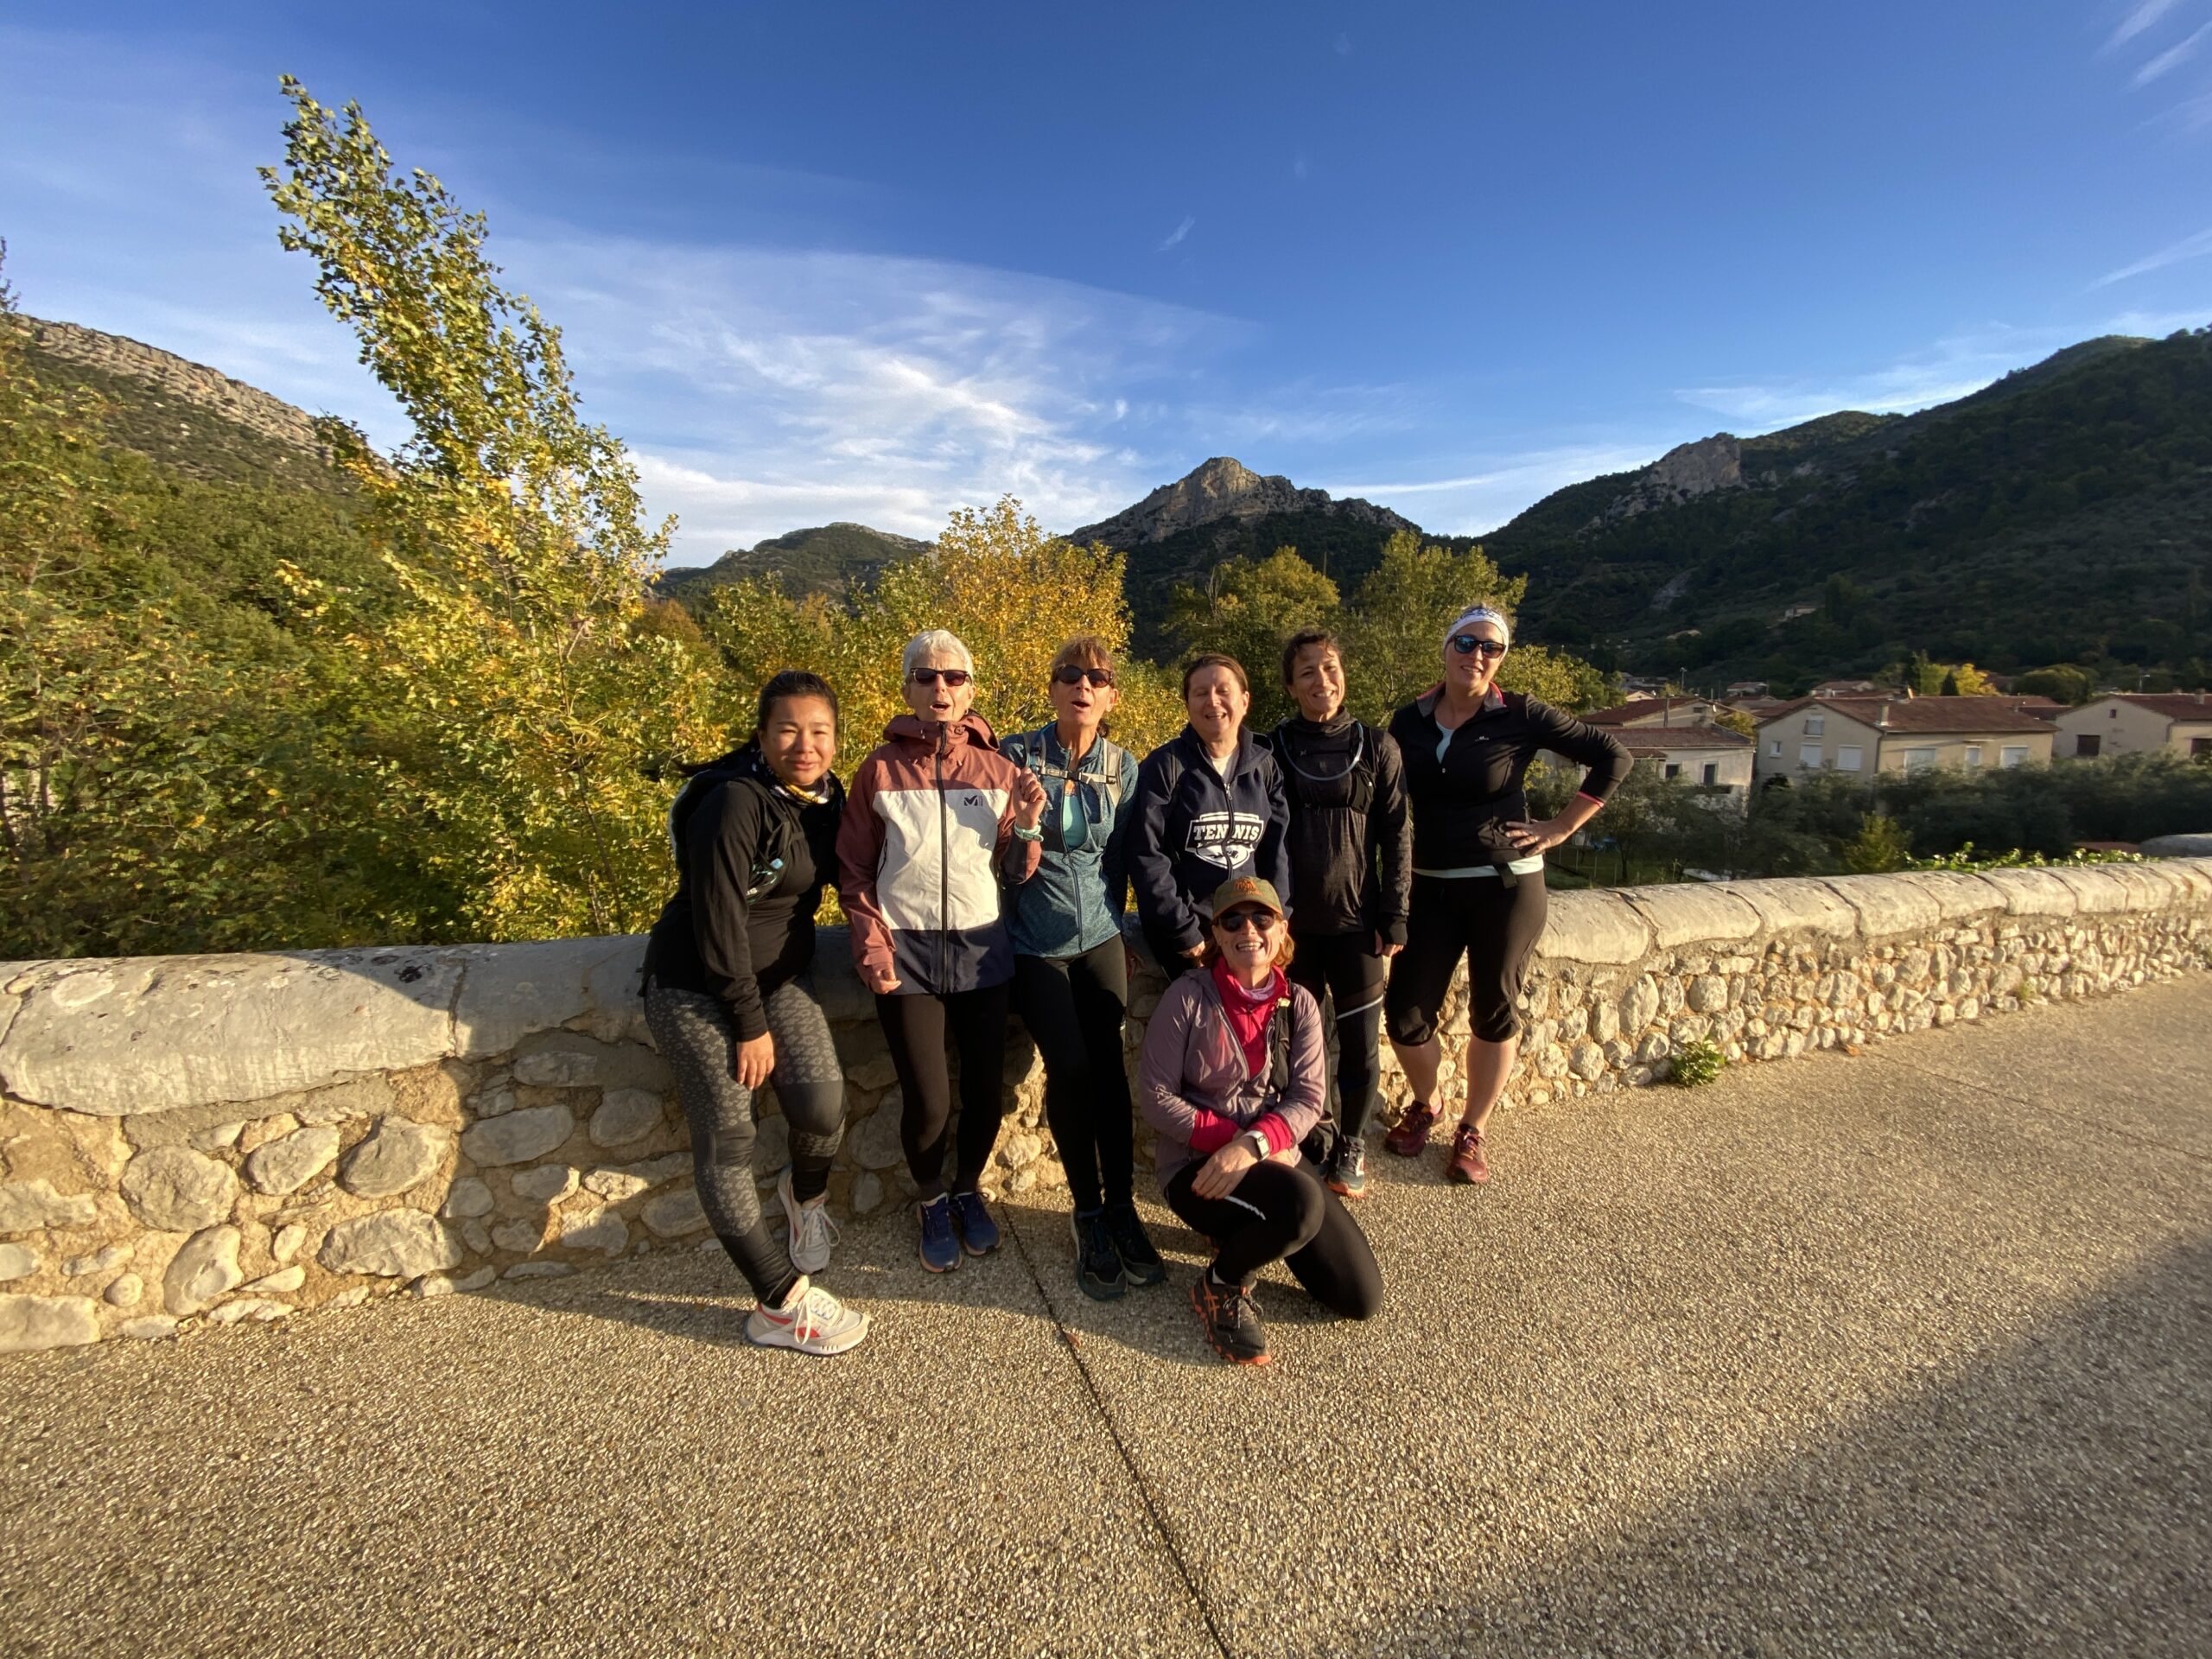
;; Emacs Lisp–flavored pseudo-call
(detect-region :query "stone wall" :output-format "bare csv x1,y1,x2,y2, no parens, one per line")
4,860,2208,1354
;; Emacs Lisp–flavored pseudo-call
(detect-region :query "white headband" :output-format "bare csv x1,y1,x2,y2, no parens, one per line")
1444,607,1511,650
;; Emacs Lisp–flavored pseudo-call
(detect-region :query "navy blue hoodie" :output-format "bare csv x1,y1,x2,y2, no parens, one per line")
1126,726,1292,957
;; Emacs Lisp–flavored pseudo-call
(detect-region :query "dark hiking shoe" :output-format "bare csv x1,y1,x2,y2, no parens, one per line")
1446,1123,1491,1185
1102,1200,1167,1287
949,1189,1001,1256
917,1195,961,1273
1190,1272,1270,1366
1383,1101,1440,1158
1325,1135,1370,1198
1071,1208,1127,1301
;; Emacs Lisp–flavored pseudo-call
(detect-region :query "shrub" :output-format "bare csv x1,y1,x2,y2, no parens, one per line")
1669,1038,1726,1087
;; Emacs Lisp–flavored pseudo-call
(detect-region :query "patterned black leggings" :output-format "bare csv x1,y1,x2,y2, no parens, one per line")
644,978,846,1303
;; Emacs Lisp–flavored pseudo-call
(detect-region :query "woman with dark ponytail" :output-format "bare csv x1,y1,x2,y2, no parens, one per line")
640,670,869,1355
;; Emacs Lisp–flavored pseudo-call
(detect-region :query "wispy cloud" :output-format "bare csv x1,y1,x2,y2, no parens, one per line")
2133,17,2212,80
1320,442,1670,534
1157,214,1195,252
2107,0,2183,50
2092,225,2212,284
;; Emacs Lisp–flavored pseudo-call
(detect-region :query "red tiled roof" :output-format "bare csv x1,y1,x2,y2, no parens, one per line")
2101,692,2212,722
1613,726,1754,752
1584,696,1738,726
1757,696,2059,735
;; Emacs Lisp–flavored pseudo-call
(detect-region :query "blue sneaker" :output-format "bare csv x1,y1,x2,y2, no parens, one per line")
949,1190,1001,1256
916,1195,961,1274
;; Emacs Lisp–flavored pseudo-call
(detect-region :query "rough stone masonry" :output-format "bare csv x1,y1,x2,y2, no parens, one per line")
2,861,2207,1354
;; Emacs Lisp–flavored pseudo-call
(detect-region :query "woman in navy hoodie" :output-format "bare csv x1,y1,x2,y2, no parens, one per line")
1126,652,1293,973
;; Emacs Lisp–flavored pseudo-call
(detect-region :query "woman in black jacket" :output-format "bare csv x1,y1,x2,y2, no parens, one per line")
1381,607,1631,1185
1271,630,1411,1198
639,670,868,1355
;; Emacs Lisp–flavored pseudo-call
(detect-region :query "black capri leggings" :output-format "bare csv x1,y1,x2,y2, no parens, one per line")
1287,931,1388,1141
1165,1158,1382,1319
1384,871,1548,1047
1010,939,1133,1213
876,982,1011,1199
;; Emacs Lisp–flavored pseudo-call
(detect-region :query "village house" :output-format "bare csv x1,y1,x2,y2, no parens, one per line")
1752,696,2057,785
1583,695,1736,728
1612,725,1757,798
2053,691,2212,760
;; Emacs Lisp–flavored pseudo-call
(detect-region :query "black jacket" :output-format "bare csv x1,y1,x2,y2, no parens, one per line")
640,747,843,1039
1387,688,1631,872
1127,726,1292,955
1270,714,1413,942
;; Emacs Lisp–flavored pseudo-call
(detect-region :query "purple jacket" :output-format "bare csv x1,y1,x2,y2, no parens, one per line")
1137,968,1327,1183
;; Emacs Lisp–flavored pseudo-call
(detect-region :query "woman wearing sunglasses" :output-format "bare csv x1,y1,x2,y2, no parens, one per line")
1381,606,1630,1184
640,670,868,1354
838,630,1048,1272
1139,875,1382,1366
1000,636,1166,1300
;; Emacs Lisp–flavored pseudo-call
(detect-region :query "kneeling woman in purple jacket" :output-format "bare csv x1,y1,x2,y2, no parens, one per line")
1139,874,1383,1366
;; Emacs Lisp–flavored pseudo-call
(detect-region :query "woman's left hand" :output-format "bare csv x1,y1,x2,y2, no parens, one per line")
1191,1138,1259,1199
1011,770,1047,830
1503,817,1572,855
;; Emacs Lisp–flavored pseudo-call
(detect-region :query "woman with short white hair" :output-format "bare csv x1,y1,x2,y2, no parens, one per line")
838,629,1048,1272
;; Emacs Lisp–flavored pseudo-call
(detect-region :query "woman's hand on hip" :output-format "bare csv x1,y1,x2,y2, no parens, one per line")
734,1031,775,1090
1503,817,1570,855
1191,1139,1259,1199
1373,931,1402,959
861,963,901,995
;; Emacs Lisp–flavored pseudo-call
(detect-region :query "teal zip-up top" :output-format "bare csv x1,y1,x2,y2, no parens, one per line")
999,723,1138,960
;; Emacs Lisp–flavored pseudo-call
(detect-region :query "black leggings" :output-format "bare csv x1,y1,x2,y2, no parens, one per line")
1011,940,1133,1211
1165,1159,1382,1319
1385,872,1548,1047
1287,931,1388,1140
876,982,1011,1199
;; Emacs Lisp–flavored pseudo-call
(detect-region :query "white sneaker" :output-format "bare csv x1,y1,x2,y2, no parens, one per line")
743,1276,869,1356
779,1166,841,1274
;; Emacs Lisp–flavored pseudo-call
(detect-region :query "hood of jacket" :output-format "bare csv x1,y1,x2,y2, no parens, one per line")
880,711,1002,753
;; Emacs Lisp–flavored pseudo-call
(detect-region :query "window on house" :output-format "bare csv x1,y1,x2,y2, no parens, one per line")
2076,734,2101,757
1768,739,1783,757
1701,762,1719,785
2193,736,2212,757
1803,715,1825,736
1836,746,1863,771
1663,763,1681,780
1964,745,1983,766
1904,747,1937,772
1799,743,1824,769
2000,746,2029,768
2110,707,2120,718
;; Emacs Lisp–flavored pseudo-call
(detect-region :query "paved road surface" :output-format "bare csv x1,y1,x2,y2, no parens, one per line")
3,977,2208,1657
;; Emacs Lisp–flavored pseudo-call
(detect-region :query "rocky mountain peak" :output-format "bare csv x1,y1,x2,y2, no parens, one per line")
1597,434,1744,525
1071,456,1414,548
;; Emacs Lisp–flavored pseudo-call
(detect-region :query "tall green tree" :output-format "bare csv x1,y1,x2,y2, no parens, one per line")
262,79,723,939
1166,546,1342,727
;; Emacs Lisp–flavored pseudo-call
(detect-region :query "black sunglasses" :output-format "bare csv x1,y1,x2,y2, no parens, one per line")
1448,634,1508,659
1052,665,1116,689
1215,908,1275,932
910,668,972,687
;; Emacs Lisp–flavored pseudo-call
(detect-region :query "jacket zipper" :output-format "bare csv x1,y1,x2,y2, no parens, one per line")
934,738,950,992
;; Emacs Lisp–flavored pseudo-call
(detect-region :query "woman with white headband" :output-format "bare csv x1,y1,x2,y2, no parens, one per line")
1379,604,1630,1184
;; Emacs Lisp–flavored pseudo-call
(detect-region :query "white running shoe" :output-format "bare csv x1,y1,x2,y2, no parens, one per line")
743,1275,869,1356
779,1166,841,1274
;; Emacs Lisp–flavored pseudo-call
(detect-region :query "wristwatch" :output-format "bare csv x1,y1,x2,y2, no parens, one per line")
1240,1129,1270,1160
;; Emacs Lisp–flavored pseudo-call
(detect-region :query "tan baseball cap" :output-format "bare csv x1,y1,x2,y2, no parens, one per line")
1209,875,1286,919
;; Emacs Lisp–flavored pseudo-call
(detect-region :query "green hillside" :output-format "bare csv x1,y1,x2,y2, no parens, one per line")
1487,330,2212,688
657,521,928,603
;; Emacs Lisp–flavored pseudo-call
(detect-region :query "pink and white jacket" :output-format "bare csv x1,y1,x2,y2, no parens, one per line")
837,713,1040,996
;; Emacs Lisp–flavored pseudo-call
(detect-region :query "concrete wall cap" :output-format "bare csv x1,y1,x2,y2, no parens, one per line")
2098,861,2187,912
1901,870,2007,922
1816,874,1943,939
1535,892,1651,964
451,935,645,1059
1618,885,1759,951
1971,867,2078,918
1729,878,1861,939
0,950,460,1116
2150,855,2212,905
2043,865,2131,914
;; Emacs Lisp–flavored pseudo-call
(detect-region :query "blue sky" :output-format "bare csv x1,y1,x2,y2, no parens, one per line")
4,2,2211,566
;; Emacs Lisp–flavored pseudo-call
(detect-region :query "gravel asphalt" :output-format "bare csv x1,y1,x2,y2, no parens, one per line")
3,976,2207,1658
